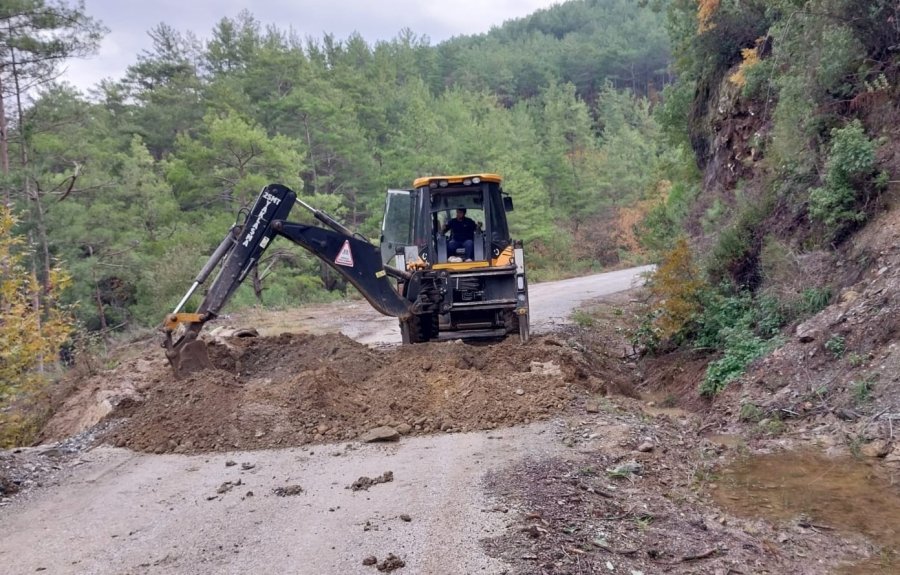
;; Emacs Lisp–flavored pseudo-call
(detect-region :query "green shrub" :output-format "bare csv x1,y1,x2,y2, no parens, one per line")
846,352,866,368
741,57,774,100
809,120,880,239
753,294,786,338
571,309,595,328
707,224,754,287
758,417,786,436
824,334,846,357
705,192,773,289
852,377,875,404
769,74,819,176
632,309,663,353
701,198,726,235
693,288,754,350
692,285,785,348
798,287,832,315
638,178,698,257
739,402,764,422
701,326,778,396
694,285,787,396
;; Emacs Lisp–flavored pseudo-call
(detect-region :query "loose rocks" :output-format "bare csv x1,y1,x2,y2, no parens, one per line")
273,484,304,496
359,426,400,443
376,553,405,572
350,471,394,492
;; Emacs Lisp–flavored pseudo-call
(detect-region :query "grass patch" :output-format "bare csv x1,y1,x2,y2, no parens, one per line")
739,402,764,422
571,309,596,328
798,287,832,315
852,377,875,404
824,334,846,357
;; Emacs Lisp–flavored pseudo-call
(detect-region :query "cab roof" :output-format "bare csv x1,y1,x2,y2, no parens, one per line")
412,173,502,189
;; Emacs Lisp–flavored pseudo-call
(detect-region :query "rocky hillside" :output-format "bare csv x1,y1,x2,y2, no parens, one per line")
638,0,900,459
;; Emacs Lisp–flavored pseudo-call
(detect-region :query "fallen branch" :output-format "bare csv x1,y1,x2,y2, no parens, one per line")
798,520,835,531
679,548,717,562
696,421,717,434
592,540,639,555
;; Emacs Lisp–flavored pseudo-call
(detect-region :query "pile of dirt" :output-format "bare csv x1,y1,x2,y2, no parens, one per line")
74,332,606,454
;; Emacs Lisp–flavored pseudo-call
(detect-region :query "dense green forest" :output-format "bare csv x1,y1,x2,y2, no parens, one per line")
1,0,674,336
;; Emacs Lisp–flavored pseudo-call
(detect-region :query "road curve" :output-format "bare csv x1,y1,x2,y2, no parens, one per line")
330,264,653,345
528,265,653,332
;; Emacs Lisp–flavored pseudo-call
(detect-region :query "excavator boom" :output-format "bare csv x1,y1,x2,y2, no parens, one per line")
162,184,432,377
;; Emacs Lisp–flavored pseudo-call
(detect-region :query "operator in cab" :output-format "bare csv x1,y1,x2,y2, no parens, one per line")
443,208,478,261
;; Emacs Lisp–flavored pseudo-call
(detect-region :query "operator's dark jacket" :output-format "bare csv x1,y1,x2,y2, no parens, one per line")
447,217,477,242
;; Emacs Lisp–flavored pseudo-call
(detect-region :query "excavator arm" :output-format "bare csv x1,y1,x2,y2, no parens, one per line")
163,183,441,377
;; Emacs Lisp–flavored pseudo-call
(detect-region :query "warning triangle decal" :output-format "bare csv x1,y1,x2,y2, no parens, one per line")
335,239,354,267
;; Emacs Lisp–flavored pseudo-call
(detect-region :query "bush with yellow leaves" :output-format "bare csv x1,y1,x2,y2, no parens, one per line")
0,206,75,447
633,237,705,353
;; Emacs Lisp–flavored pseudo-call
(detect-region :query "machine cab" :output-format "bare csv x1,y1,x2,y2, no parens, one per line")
380,173,514,269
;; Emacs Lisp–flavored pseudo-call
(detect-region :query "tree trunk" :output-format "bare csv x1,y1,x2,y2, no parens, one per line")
92,278,108,333
87,246,108,334
30,189,51,293
29,232,45,373
0,69,9,189
11,46,51,298
303,115,317,194
251,266,264,302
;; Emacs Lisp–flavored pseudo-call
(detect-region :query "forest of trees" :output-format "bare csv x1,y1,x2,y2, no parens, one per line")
0,0,676,335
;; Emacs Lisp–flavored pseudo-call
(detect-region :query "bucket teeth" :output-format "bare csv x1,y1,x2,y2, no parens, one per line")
167,339,213,379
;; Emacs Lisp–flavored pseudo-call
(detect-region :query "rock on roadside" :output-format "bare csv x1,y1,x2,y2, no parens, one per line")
359,426,401,443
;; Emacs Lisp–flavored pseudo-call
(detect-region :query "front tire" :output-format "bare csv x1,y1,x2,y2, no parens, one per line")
504,310,530,343
400,314,436,344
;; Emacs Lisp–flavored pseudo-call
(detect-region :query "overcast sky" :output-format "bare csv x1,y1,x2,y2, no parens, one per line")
63,0,561,92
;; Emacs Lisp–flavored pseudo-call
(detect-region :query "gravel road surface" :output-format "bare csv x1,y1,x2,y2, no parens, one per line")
1,426,571,574
298,265,653,345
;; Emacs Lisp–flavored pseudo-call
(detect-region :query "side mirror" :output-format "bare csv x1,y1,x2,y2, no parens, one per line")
503,196,514,212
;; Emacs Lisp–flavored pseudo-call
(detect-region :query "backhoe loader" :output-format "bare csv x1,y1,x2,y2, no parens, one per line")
163,174,530,377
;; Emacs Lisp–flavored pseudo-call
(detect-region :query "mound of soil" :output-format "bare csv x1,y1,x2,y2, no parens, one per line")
93,332,603,454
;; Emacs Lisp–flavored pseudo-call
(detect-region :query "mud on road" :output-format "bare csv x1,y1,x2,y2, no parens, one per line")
41,331,624,455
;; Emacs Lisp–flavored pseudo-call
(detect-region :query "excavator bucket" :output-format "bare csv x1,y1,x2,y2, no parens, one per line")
165,337,213,379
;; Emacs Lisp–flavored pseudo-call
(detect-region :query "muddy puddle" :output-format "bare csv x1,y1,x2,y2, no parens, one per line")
713,451,900,574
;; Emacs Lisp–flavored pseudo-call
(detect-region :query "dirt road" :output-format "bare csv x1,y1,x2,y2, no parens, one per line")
238,265,654,345
1,427,573,575
0,266,650,575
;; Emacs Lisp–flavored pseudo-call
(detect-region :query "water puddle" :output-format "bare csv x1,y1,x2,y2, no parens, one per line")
713,451,900,573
